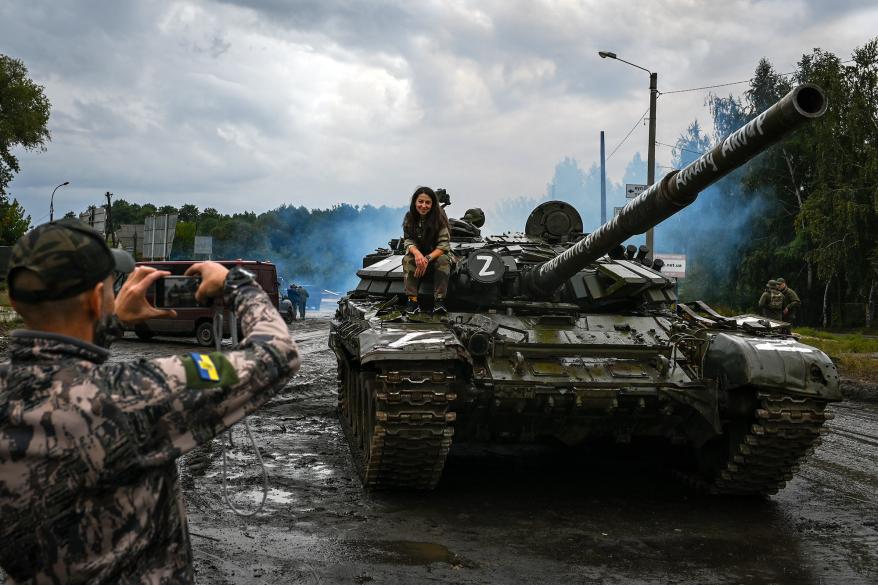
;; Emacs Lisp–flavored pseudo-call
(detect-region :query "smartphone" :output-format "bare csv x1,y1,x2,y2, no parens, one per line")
154,276,202,308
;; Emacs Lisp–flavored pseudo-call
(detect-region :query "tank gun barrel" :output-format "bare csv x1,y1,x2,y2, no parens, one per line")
527,83,827,296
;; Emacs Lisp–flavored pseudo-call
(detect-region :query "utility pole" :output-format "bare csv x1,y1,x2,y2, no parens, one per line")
105,191,117,247
600,131,607,224
646,72,657,258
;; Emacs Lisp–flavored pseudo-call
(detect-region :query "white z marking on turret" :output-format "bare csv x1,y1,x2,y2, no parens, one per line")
477,255,496,276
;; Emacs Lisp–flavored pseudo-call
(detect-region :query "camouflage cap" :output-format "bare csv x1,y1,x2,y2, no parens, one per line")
776,277,786,284
7,219,135,303
767,279,778,287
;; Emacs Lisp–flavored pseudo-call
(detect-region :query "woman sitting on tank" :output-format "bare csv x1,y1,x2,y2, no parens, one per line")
402,186,451,315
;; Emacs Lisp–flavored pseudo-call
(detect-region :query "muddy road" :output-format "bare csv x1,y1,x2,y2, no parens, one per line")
101,316,877,583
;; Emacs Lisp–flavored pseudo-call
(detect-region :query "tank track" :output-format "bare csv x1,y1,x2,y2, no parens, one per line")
681,391,834,496
337,357,457,490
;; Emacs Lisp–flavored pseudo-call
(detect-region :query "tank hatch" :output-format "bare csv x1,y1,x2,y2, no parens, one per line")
525,201,583,244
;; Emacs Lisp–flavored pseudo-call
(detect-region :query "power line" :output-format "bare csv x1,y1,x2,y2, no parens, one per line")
660,58,856,95
607,107,650,161
661,78,754,95
655,140,706,156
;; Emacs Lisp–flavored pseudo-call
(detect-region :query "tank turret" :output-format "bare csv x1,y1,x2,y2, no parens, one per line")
527,84,827,296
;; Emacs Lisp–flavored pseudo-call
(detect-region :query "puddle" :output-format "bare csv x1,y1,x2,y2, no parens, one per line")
345,540,476,568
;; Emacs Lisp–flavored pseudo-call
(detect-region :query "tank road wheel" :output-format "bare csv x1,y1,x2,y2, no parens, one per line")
195,321,215,347
686,391,832,496
337,359,457,490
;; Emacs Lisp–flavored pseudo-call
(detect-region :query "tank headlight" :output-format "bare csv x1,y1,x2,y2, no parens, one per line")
468,332,492,356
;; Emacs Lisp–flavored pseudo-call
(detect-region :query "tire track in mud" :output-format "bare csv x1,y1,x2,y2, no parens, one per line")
796,401,878,505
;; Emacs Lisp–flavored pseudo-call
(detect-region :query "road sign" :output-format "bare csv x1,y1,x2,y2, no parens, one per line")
194,236,213,255
626,183,647,199
613,206,625,218
654,253,686,278
143,214,178,260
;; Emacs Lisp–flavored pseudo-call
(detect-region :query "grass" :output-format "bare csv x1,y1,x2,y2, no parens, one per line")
795,327,878,382
794,327,878,354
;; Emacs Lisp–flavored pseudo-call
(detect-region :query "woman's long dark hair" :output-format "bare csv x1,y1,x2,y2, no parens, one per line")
403,186,448,251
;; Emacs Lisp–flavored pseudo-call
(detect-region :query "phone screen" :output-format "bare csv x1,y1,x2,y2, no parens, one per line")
155,276,202,308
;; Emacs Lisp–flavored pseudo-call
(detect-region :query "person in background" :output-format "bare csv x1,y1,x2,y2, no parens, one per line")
758,279,784,320
401,186,451,315
0,219,300,584
297,285,309,319
776,277,801,324
287,282,300,307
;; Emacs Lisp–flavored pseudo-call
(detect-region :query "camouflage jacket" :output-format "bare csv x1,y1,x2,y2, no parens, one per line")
781,286,801,312
0,284,300,584
403,215,451,256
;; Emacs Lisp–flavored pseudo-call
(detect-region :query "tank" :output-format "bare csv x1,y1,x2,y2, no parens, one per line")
330,84,840,495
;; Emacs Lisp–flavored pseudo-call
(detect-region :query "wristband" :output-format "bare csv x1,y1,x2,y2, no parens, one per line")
223,266,258,306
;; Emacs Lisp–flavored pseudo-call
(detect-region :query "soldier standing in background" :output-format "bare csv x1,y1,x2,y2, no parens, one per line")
759,279,785,320
0,220,300,584
286,282,300,320
298,285,310,319
776,277,801,324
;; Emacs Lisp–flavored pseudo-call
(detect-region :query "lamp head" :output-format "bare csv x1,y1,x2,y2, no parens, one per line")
598,51,617,59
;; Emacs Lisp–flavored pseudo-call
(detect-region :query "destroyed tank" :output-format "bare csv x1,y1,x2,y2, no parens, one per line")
330,83,840,495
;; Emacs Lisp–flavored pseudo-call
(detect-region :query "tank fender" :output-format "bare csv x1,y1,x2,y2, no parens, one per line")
358,326,467,365
703,333,840,400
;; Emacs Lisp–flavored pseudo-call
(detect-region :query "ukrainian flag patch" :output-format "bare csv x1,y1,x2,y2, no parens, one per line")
190,352,220,382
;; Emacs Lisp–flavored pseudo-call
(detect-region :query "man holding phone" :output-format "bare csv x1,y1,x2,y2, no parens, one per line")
0,219,300,584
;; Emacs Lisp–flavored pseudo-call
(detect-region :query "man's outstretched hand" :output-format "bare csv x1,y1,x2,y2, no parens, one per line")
115,267,177,324
185,262,230,304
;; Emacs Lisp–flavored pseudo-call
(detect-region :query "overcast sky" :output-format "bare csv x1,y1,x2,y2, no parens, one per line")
1,0,875,224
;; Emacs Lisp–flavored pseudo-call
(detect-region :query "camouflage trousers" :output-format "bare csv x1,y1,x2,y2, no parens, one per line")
403,253,450,298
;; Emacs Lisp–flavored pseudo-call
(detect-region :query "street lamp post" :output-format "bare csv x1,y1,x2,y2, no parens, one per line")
50,181,70,222
599,51,657,258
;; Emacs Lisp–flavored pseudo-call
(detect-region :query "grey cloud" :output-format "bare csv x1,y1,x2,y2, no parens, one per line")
2,0,876,225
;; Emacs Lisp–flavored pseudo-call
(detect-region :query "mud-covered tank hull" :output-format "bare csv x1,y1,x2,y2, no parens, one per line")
331,298,839,495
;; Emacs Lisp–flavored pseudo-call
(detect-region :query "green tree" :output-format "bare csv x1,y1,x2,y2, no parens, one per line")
172,221,196,259
695,42,878,325
178,203,199,223
0,54,51,197
728,58,803,311
798,41,878,325
0,195,31,244
139,203,157,220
